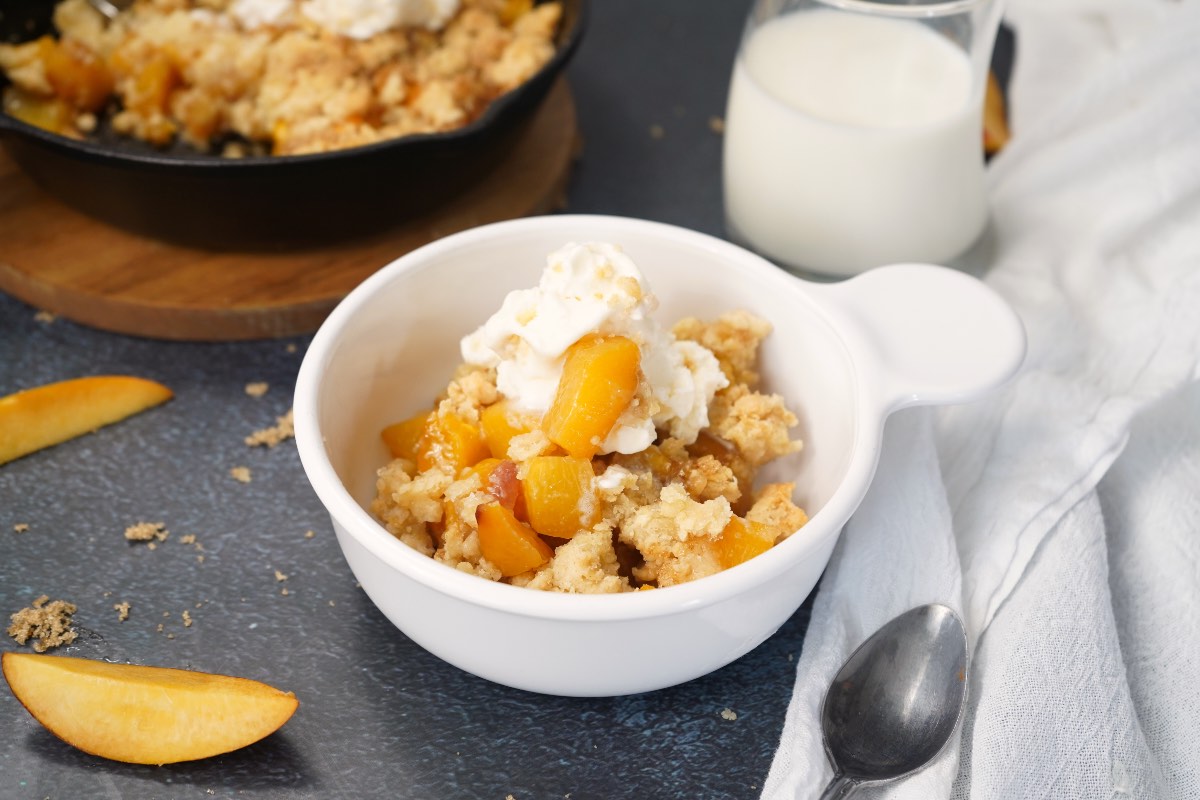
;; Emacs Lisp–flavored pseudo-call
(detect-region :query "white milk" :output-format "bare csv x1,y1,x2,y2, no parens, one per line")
723,10,987,276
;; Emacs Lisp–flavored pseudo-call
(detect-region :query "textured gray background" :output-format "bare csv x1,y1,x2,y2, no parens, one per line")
0,2,819,798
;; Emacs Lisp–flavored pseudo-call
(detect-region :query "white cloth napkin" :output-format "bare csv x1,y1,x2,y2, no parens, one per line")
761,1,1200,798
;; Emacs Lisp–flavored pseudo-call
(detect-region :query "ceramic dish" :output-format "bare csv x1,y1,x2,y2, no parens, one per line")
0,0,585,249
293,215,1025,696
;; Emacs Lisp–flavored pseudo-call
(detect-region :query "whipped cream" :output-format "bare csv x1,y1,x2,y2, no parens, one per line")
229,0,293,29
461,242,729,455
230,0,460,37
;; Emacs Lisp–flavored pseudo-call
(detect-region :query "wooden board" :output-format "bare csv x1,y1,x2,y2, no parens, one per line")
0,80,578,341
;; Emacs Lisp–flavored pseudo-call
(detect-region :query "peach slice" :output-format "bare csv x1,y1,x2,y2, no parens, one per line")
1,652,298,765
0,375,173,466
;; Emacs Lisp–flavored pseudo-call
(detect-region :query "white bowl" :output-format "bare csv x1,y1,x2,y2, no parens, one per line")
294,215,1024,697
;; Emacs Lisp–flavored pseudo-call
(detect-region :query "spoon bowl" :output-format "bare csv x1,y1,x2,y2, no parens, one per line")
86,0,131,20
819,603,969,799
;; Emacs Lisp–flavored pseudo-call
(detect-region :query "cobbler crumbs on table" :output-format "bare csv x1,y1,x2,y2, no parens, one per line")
0,0,560,155
371,242,808,593
7,595,78,652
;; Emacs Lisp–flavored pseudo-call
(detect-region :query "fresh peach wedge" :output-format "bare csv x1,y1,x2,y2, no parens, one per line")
0,375,173,466
2,652,298,765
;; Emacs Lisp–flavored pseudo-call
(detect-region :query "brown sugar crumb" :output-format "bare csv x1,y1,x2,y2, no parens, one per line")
113,601,131,622
230,466,252,483
286,343,298,354
7,596,78,652
681,454,741,505
179,534,196,545
746,483,809,541
125,521,169,544
280,587,290,596
707,384,802,467
439,366,498,423
720,707,738,721
34,310,57,324
674,310,772,387
619,484,731,587
274,570,288,582
182,610,193,628
304,529,315,539
13,523,29,533
518,527,628,594
156,623,164,634
244,382,270,398
245,409,295,448
709,116,726,134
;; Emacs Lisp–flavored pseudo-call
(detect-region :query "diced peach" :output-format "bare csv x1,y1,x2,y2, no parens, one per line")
543,335,640,459
140,54,178,113
381,410,433,461
500,0,533,24
471,458,523,514
415,412,489,473
480,399,536,460
39,36,112,113
2,87,75,136
111,48,178,116
522,456,599,539
714,516,776,569
475,502,552,577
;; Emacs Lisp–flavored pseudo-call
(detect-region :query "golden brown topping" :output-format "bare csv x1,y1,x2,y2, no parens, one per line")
7,596,78,652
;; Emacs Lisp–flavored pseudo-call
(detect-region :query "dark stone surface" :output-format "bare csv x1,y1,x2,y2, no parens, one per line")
0,2,817,798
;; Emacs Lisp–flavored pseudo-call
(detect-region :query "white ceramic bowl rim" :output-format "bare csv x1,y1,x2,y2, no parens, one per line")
293,215,1004,623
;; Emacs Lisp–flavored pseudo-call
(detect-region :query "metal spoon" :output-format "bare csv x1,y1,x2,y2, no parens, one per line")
818,603,969,800
86,0,132,21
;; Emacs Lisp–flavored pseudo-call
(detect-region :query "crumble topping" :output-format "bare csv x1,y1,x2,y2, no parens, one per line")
125,521,169,543
245,409,295,447
244,381,270,398
7,596,78,652
230,466,252,483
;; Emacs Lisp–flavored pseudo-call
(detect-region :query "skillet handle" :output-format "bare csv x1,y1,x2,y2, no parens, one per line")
803,264,1026,414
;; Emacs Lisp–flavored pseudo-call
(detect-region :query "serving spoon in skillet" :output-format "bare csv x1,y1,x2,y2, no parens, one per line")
87,0,132,20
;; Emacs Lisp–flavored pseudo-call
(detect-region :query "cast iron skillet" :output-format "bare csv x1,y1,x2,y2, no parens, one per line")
0,0,586,249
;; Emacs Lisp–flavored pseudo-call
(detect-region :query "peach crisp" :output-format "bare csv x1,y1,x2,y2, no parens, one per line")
0,0,561,155
371,242,808,593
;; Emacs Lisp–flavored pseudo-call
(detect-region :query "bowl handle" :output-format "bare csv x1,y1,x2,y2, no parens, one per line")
804,264,1026,413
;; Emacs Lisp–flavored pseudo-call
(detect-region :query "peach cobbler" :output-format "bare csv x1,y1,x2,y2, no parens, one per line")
0,0,560,155
370,243,809,593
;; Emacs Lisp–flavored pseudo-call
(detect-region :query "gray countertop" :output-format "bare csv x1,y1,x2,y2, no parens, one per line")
0,2,816,798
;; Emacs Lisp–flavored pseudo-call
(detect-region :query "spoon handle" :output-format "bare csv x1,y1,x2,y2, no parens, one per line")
817,773,859,800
